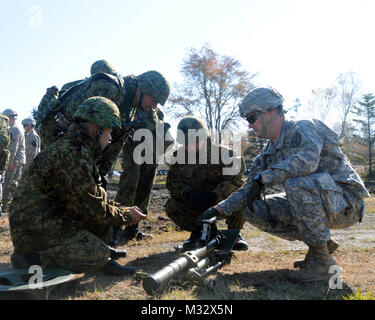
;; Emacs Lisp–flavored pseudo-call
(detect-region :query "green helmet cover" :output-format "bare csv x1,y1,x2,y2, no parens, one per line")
90,59,118,76
176,116,209,145
136,71,170,106
73,96,122,129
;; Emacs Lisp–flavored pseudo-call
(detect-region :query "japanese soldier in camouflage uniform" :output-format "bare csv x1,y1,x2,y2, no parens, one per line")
165,116,248,251
9,97,146,275
37,69,170,179
1,109,26,213
201,87,370,282
0,113,10,215
114,87,173,243
22,117,41,168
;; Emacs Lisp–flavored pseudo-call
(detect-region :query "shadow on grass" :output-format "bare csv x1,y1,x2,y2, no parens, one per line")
125,250,354,300
191,269,354,300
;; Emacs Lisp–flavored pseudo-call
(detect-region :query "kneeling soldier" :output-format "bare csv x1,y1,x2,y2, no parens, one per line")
165,116,249,251
9,97,146,275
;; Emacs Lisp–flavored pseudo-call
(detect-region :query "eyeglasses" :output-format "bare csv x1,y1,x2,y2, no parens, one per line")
246,112,260,124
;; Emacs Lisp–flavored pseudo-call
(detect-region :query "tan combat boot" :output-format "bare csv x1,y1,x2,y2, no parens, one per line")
288,243,339,282
294,239,339,269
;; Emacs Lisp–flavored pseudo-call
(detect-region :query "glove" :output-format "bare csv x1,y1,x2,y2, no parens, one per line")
200,207,220,222
247,174,264,211
183,189,217,210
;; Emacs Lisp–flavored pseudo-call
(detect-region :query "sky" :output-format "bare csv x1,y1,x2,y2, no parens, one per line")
1,0,375,136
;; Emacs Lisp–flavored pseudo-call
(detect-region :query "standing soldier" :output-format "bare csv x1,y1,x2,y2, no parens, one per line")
0,113,10,215
114,106,173,243
201,87,370,282
1,109,25,213
36,69,170,182
9,97,146,275
165,117,249,251
22,117,41,168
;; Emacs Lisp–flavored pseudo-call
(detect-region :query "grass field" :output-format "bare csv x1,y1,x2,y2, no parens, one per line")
0,193,373,300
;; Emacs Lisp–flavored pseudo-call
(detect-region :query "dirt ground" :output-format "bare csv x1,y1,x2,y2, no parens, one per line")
0,186,374,300
115,186,375,252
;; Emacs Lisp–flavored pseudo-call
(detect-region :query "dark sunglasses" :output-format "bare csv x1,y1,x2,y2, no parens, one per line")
246,112,260,124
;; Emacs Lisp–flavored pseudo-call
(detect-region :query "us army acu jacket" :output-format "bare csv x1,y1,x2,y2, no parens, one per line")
217,119,370,216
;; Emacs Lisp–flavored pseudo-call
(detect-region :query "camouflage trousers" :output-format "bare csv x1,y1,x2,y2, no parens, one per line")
2,166,22,206
37,229,112,274
115,142,157,215
245,172,364,246
165,198,246,232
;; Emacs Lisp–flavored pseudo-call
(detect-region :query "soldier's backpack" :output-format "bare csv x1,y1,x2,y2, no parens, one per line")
36,72,127,147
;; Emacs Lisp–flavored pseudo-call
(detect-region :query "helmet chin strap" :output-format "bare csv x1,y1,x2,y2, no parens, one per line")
138,91,144,109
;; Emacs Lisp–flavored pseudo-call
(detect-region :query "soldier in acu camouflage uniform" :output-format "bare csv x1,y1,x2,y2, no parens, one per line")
9,97,146,275
22,117,41,168
201,87,370,282
165,117,248,251
1,109,26,213
0,113,10,215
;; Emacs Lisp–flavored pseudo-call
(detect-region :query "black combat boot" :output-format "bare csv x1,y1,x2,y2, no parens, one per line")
182,228,201,251
109,246,127,260
99,259,136,276
232,235,249,251
135,231,154,241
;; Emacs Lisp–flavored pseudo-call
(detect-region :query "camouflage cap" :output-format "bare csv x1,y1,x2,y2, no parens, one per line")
176,116,209,145
239,87,284,118
73,96,122,129
2,109,18,117
136,71,170,106
90,60,118,76
21,117,36,126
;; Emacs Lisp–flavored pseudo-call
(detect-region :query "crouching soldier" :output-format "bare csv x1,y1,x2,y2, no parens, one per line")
9,97,146,275
201,87,370,282
165,116,249,251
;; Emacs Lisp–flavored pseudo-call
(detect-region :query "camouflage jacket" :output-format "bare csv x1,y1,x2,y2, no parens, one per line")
217,119,370,216
25,130,41,167
38,73,138,175
9,123,132,253
0,114,10,173
129,106,173,158
60,78,86,93
166,140,245,202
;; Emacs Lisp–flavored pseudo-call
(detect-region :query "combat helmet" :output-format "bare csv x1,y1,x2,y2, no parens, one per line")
90,59,118,76
2,109,18,118
73,96,122,129
176,116,209,145
136,71,170,106
21,117,36,127
239,87,284,118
